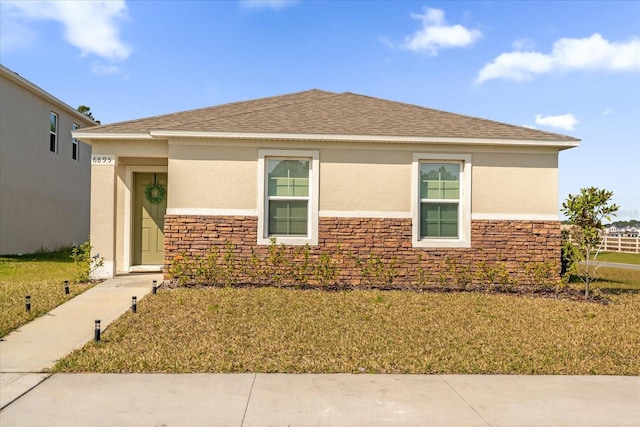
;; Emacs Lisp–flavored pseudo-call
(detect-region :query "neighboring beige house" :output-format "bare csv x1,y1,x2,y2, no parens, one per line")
74,90,579,283
0,65,96,255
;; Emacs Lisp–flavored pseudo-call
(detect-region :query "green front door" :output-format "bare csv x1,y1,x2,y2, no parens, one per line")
133,173,168,265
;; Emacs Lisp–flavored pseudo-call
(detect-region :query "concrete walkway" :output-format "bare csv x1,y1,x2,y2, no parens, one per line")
0,273,160,407
1,273,639,425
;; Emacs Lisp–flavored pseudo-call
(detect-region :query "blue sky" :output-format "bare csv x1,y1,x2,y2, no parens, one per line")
1,0,639,220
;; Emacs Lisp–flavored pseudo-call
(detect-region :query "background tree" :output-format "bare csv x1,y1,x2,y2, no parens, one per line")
77,105,95,121
561,187,619,298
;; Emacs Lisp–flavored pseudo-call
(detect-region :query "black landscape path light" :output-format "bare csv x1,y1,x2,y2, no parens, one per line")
132,296,137,313
94,320,101,341
25,295,31,312
152,280,157,295
64,280,70,295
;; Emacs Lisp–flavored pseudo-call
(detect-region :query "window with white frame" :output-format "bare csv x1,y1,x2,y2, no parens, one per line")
71,123,79,160
412,153,471,248
49,112,58,153
258,150,319,245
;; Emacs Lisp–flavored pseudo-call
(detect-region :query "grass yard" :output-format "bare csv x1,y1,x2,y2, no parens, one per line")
54,286,640,375
577,256,640,292
0,250,95,337
592,251,640,265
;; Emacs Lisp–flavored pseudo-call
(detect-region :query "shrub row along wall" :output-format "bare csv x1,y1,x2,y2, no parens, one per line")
163,215,561,288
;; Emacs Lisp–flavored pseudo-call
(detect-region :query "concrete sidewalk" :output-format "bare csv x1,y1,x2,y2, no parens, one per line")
1,373,638,426
0,273,161,408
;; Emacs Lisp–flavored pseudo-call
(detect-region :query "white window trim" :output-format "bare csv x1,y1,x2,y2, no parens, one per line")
257,149,319,246
412,153,472,248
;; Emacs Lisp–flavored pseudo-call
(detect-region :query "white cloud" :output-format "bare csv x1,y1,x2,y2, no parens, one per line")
240,0,298,10
535,113,579,131
602,108,614,116
477,33,640,84
401,8,482,55
1,0,131,61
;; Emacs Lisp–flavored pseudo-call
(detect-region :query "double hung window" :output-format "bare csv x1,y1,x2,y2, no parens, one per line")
412,153,471,248
420,162,461,238
72,123,79,160
50,112,58,153
267,158,309,236
258,150,318,245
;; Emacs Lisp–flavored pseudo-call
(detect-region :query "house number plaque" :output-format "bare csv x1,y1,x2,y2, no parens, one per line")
91,154,116,165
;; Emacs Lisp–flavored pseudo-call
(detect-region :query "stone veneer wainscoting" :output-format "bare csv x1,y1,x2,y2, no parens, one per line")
163,215,560,287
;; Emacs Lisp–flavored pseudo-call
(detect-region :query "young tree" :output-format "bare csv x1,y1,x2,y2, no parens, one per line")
561,187,619,298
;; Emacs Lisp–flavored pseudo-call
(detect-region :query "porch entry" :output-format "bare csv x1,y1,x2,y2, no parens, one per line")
133,172,168,266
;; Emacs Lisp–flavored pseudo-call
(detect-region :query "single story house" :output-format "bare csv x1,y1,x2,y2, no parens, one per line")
74,90,579,285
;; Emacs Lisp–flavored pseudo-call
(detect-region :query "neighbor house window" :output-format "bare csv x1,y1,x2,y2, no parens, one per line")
258,150,319,245
49,112,58,153
71,123,79,160
412,153,471,248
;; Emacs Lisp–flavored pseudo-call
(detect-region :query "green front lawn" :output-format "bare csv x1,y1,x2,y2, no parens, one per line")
54,286,640,375
592,251,640,265
0,250,95,337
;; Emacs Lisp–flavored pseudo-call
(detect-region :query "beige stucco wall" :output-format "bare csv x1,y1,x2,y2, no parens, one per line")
165,141,559,216
168,144,256,210
90,163,116,277
473,152,558,215
87,152,169,277
0,70,95,254
320,148,411,213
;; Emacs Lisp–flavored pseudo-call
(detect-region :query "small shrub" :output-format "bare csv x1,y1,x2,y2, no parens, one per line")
355,253,400,289
220,241,236,287
266,238,289,287
313,253,339,287
245,250,268,286
70,240,103,283
290,245,312,287
415,254,431,289
475,261,499,292
444,257,472,290
493,264,516,292
521,261,561,292
168,253,190,286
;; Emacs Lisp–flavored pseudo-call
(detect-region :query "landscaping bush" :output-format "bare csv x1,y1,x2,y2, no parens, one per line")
167,240,582,299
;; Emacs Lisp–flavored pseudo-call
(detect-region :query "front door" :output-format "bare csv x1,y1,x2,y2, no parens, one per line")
133,173,168,265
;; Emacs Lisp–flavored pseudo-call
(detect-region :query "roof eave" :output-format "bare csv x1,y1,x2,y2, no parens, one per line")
1,65,98,126
150,130,580,149
72,129,580,149
72,131,155,143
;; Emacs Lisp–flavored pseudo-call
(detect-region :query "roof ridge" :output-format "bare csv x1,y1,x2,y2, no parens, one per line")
339,91,579,141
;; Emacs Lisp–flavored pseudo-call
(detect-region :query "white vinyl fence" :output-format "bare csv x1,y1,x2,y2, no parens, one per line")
599,236,640,254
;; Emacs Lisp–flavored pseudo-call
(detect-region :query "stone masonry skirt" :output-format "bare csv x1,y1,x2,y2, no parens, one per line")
163,215,561,288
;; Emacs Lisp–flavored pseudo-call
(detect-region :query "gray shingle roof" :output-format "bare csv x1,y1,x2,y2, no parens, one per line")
80,89,578,141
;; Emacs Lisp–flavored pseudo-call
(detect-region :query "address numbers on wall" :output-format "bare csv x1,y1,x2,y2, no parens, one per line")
91,154,116,165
